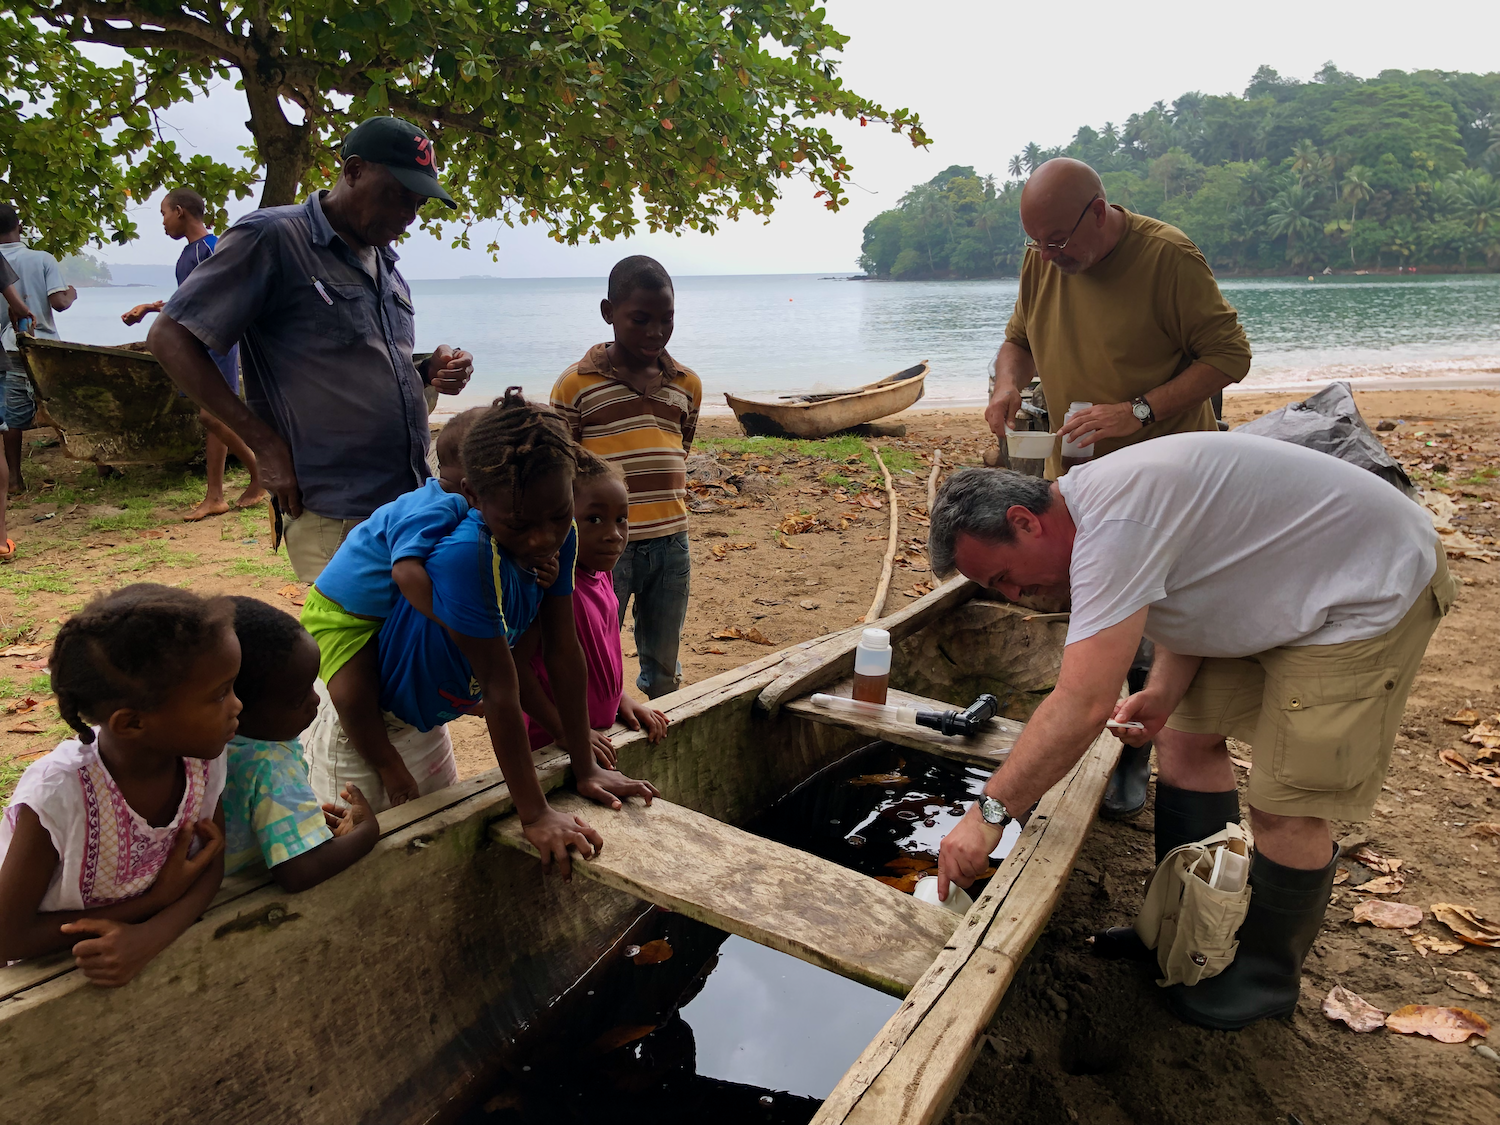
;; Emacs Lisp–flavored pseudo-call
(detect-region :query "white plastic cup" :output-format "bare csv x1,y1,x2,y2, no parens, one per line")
1060,401,1095,462
1005,430,1056,460
913,875,974,914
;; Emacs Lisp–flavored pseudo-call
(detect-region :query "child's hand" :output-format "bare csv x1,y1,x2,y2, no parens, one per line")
621,698,669,745
576,768,660,812
59,918,158,988
378,762,421,807
589,729,617,770
148,818,223,908
522,806,604,882
322,784,375,837
535,554,560,590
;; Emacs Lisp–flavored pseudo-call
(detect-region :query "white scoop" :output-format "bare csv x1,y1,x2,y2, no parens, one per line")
913,875,974,915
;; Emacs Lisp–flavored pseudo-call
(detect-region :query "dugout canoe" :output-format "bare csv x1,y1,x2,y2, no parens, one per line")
15,336,206,468
0,577,1117,1125
726,361,928,439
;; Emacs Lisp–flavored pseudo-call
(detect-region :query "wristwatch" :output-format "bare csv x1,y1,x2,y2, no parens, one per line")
978,796,1012,827
1130,396,1155,425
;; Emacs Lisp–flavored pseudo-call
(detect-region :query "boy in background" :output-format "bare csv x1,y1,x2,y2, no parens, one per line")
123,188,265,521
551,256,701,699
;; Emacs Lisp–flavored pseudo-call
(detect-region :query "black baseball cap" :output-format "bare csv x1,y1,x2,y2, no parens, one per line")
341,117,456,208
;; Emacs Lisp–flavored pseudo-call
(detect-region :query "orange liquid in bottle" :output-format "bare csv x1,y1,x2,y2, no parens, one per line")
852,672,889,705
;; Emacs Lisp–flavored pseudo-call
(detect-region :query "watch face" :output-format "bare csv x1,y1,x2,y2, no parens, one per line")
980,796,1008,825
1132,401,1151,420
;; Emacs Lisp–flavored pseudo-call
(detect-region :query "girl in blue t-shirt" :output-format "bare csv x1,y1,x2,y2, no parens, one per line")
308,390,658,878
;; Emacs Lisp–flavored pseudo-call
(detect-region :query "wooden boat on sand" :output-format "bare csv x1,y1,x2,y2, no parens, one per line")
726,361,928,439
0,578,1117,1125
15,336,206,468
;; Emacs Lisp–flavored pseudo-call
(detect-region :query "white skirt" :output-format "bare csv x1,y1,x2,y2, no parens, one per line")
303,682,459,813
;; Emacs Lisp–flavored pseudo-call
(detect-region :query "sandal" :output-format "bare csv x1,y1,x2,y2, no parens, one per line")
0,539,14,560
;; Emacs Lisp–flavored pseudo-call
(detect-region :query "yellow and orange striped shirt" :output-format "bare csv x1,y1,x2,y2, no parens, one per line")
551,343,703,541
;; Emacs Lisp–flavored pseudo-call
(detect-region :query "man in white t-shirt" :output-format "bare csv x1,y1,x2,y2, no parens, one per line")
927,432,1456,1030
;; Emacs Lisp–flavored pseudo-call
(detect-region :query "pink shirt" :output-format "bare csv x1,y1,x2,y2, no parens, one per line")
525,568,624,750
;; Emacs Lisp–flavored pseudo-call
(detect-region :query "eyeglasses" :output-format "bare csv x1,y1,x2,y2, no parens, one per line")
1024,195,1100,253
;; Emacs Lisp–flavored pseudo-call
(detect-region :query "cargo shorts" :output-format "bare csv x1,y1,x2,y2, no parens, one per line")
1164,542,1457,820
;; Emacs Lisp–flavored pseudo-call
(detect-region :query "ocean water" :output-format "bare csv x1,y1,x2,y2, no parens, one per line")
57,272,1500,413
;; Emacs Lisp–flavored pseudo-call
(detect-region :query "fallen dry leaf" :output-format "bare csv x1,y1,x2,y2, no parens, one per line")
1411,933,1465,957
1349,845,1402,874
884,855,937,874
1322,985,1387,1033
631,939,673,965
139,529,168,540
1440,748,1477,774
4,697,40,715
1385,1004,1490,1043
1446,708,1482,726
848,772,911,788
708,626,772,646
875,872,921,894
1472,823,1500,840
700,645,726,655
1432,903,1500,948
13,660,47,672
275,583,305,606
6,720,43,734
902,581,936,599
1357,874,1406,895
854,493,884,510
1334,868,1350,885
0,644,45,658
1447,970,1493,998
710,541,757,561
1353,900,1423,929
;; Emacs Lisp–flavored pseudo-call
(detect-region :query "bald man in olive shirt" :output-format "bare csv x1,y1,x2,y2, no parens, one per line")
987,157,1252,817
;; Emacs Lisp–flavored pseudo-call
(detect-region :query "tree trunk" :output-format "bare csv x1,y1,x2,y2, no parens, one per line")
240,63,312,209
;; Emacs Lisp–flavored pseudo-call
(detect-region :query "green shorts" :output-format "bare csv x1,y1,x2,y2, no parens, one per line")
300,587,382,685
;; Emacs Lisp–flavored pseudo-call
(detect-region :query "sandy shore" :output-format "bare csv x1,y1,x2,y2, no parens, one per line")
2,386,1498,1120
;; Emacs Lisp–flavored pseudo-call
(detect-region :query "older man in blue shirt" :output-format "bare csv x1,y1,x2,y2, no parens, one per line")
149,117,475,581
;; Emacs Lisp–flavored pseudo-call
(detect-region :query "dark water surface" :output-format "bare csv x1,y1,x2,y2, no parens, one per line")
451,743,1012,1125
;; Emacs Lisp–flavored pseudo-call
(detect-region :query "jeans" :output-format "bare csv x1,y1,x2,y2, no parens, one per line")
1,355,35,431
613,531,691,699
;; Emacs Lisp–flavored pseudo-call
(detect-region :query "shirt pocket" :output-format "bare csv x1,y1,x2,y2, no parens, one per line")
1265,666,1399,792
388,287,417,353
323,281,375,345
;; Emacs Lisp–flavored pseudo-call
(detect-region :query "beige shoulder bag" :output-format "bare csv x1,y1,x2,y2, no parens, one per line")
1134,822,1254,987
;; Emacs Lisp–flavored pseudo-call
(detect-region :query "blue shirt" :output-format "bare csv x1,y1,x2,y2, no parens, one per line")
173,234,239,389
377,513,578,731
163,192,431,519
312,478,470,618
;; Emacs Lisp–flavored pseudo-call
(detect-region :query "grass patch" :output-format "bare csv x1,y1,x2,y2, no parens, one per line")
0,678,18,698
700,434,878,466
24,674,51,695
1459,466,1499,486
822,472,855,490
0,564,75,599
875,447,921,475
220,553,298,583
108,541,202,572
86,497,165,533
0,758,25,804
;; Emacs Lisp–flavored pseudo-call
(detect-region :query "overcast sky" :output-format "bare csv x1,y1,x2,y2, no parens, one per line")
95,0,1497,278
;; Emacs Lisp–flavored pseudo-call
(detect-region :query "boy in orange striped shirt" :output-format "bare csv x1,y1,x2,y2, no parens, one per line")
551,257,702,698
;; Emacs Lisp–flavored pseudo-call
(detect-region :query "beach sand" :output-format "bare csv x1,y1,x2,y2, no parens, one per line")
2,387,1498,1121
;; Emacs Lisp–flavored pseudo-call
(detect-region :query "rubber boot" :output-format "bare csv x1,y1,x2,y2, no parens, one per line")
1092,785,1241,962
1168,845,1339,1030
1100,739,1152,819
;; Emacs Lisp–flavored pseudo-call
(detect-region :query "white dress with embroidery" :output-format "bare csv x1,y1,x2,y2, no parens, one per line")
0,734,227,912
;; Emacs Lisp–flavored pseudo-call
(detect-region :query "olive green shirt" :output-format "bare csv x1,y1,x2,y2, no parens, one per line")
1004,207,1251,477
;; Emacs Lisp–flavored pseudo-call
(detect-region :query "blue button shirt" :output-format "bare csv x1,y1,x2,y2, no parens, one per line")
162,193,432,519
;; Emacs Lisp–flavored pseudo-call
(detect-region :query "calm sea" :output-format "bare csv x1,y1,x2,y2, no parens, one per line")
59,272,1500,413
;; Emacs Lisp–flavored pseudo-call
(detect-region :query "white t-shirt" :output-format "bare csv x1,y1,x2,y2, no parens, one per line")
0,242,67,350
0,734,226,912
1057,432,1437,657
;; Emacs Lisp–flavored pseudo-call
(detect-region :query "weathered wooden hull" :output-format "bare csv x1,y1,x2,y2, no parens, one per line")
16,337,206,467
0,582,1098,1125
726,362,927,439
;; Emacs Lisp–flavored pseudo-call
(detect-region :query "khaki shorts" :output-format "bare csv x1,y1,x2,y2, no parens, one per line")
283,509,365,583
1165,543,1457,820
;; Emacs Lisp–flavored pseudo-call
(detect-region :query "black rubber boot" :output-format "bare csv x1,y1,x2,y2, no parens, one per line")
1100,738,1152,819
1092,785,1241,962
1167,845,1338,1030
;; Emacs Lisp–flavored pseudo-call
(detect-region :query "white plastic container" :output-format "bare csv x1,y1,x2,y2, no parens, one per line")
852,627,892,704
1060,401,1095,467
1005,430,1056,460
913,876,974,914
810,693,919,725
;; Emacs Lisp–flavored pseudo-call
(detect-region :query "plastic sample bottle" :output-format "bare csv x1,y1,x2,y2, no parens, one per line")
1060,401,1095,471
852,627,892,704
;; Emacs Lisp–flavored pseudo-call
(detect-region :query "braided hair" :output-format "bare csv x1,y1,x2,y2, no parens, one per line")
461,387,578,502
573,446,623,485
49,584,235,744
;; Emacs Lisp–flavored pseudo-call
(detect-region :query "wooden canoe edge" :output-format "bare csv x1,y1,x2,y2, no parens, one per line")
811,728,1122,1125
756,575,980,717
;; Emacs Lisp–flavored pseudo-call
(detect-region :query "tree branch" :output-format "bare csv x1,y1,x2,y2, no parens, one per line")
45,0,246,64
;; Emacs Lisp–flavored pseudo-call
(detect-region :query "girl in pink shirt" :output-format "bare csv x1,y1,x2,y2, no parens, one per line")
522,451,668,759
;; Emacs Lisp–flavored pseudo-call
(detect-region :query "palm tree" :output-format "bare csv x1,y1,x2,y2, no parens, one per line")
1341,167,1373,264
1290,139,1322,185
1240,162,1276,206
1458,174,1500,233
1008,154,1024,179
1265,184,1321,268
1022,143,1043,174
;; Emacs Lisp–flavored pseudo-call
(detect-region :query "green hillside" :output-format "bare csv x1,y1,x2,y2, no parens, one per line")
859,63,1500,278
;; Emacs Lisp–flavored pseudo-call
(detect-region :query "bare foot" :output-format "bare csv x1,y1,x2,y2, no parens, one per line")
235,486,268,509
183,498,231,522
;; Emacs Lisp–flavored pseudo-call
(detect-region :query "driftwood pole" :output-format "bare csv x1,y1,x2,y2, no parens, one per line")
926,448,942,511
864,444,900,624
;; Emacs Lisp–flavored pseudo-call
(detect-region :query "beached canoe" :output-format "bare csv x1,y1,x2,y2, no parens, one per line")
15,336,206,468
0,578,1115,1125
726,361,928,439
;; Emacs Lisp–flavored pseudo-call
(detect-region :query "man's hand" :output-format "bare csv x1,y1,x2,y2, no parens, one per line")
937,804,1004,903
620,697,669,744
575,767,659,811
257,437,303,519
147,818,223,909
1112,690,1175,747
323,784,375,836
121,301,165,326
378,762,421,807
59,918,159,988
523,806,605,881
588,729,618,770
985,384,1022,437
426,345,474,395
1057,401,1142,447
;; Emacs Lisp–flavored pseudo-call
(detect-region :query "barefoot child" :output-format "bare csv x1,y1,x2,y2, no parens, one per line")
0,585,234,986
521,449,668,763
551,255,701,699
304,390,658,874
223,597,378,890
297,409,482,807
